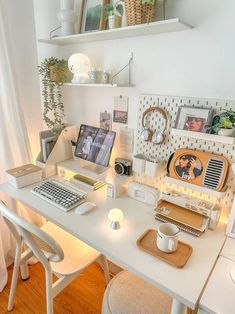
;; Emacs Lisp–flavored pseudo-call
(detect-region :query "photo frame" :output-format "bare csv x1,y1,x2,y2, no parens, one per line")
81,0,109,33
175,106,214,133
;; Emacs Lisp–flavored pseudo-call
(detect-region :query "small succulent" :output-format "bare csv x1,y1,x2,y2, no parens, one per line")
104,1,124,20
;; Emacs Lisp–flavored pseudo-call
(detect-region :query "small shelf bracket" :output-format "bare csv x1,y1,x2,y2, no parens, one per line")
50,26,62,40
111,52,134,86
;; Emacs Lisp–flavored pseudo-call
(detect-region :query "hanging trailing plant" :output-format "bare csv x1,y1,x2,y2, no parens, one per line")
38,57,69,135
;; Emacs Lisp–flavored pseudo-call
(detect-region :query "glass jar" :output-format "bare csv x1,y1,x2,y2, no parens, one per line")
88,67,97,83
102,70,111,84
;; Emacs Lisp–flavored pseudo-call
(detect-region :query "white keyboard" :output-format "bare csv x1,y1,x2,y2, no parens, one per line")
31,179,86,212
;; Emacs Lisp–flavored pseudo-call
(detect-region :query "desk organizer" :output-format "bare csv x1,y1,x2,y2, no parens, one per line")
132,154,146,174
133,154,163,177
164,175,227,199
135,95,235,219
137,229,192,268
36,125,77,178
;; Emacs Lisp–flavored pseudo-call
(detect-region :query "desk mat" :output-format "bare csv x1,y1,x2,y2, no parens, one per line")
136,229,192,268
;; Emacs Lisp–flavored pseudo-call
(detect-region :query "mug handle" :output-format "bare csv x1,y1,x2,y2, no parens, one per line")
168,238,176,251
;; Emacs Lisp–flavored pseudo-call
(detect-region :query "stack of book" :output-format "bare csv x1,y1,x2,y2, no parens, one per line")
71,174,105,190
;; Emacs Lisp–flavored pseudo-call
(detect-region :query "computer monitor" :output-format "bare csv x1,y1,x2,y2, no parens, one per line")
74,124,116,172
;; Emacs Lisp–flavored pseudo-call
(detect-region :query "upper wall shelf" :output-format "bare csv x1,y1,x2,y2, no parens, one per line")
64,83,134,87
171,128,235,145
38,18,192,45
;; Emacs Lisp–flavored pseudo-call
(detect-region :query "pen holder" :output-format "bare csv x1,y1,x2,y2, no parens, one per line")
145,160,162,178
132,154,146,174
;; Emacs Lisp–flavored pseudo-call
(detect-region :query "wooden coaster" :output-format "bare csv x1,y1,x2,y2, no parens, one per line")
136,229,192,268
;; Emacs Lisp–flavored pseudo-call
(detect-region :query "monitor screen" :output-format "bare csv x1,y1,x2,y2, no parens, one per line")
74,125,116,167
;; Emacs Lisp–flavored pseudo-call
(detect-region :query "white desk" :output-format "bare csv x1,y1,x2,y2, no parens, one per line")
0,182,226,314
199,237,235,314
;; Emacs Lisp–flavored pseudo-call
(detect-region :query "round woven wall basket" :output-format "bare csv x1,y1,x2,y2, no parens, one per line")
124,0,157,26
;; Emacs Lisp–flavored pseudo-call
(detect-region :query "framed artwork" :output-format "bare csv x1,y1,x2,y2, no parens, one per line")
81,0,109,33
175,106,214,133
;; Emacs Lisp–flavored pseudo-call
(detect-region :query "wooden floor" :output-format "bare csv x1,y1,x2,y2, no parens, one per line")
0,262,106,314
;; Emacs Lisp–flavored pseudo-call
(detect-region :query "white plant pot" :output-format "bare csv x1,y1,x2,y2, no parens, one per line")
132,154,146,174
218,128,234,137
108,15,122,29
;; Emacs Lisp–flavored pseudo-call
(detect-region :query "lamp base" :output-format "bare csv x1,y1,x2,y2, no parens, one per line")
71,74,89,84
110,221,120,230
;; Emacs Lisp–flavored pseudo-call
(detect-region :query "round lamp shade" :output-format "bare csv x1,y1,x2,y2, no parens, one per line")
108,208,124,222
68,53,91,84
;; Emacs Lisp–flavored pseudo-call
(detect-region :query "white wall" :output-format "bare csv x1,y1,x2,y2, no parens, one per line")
33,0,235,154
4,0,42,159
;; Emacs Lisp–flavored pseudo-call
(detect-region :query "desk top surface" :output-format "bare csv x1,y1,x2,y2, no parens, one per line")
0,181,226,309
199,237,235,314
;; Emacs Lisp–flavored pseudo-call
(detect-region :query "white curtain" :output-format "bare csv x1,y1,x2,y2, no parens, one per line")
0,2,42,291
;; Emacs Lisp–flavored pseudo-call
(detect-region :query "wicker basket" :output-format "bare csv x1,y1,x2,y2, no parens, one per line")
124,0,157,26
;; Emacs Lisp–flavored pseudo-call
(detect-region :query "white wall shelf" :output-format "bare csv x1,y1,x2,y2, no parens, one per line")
171,128,235,145
165,175,227,199
38,18,192,45
64,83,134,87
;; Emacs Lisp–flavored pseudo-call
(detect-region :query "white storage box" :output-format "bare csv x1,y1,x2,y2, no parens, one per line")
6,164,42,188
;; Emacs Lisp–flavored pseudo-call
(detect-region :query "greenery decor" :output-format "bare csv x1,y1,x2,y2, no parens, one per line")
207,110,235,134
103,1,124,20
38,57,68,133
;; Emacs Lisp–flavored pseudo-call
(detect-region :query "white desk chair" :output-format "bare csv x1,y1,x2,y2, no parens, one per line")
0,201,110,314
102,270,172,314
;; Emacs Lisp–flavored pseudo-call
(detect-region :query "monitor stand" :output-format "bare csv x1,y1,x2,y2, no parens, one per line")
81,161,110,175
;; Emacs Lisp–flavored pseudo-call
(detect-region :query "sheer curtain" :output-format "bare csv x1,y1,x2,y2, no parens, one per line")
0,1,42,291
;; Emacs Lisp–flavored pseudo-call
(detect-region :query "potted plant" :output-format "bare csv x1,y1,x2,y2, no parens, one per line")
104,1,124,29
38,57,69,135
207,110,235,137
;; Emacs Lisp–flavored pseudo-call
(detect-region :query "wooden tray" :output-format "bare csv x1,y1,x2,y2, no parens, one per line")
136,229,192,268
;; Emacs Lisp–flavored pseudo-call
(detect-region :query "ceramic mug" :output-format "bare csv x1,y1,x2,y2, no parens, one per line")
157,223,180,253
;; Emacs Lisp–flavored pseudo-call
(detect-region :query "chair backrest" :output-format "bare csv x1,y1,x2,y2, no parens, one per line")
0,201,64,263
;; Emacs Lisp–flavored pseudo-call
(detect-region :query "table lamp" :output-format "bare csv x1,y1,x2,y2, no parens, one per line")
68,53,91,84
108,208,124,230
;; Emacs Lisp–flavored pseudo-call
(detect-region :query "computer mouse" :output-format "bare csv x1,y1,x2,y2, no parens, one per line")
75,202,96,215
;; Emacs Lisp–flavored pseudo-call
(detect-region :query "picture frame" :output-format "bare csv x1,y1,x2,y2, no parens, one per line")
77,0,86,33
81,0,109,33
175,106,214,133
226,198,235,239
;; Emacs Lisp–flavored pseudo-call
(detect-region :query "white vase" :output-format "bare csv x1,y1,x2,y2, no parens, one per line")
58,0,76,36
218,128,234,137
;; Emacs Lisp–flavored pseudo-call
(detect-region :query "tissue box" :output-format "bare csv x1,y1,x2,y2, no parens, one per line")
6,164,42,188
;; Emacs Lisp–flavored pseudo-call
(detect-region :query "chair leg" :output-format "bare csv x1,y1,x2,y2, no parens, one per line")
20,262,29,281
100,255,110,286
8,243,21,311
45,267,54,314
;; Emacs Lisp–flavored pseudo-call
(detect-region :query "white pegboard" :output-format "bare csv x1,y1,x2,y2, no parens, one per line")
135,94,235,219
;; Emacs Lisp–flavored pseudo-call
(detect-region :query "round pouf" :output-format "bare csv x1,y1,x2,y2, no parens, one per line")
102,271,172,314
